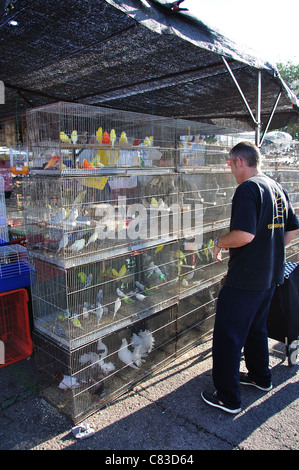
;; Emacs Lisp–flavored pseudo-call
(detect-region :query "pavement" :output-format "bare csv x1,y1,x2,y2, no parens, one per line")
0,335,298,452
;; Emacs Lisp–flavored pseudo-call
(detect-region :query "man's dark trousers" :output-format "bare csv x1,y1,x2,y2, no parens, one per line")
212,285,276,408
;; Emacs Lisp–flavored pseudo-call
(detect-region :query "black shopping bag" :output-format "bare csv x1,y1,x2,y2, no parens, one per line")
267,263,299,344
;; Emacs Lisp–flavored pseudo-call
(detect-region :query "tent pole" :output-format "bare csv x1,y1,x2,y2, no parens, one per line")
222,56,258,126
259,91,282,147
255,70,262,147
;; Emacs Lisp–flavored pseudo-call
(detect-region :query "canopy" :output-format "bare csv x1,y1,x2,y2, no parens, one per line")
0,0,298,140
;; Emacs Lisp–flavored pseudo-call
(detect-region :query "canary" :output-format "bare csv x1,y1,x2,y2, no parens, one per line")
60,131,71,143
96,127,103,144
119,131,128,144
110,129,116,147
71,130,78,144
102,131,110,144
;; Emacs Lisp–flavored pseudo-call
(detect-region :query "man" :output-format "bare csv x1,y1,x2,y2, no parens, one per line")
201,141,299,414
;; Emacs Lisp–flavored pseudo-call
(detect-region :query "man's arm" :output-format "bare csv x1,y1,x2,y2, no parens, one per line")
213,230,254,263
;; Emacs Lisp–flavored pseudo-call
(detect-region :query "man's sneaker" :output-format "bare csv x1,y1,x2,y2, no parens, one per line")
239,372,272,392
201,390,241,414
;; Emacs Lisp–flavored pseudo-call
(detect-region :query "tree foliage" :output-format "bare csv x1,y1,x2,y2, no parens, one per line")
277,62,299,140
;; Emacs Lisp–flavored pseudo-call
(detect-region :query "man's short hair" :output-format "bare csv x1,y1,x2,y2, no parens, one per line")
229,141,261,168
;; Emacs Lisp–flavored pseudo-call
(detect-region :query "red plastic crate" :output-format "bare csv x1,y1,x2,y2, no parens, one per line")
0,288,33,368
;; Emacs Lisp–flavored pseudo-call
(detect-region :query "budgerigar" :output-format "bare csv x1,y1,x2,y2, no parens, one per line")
57,233,69,252
86,231,98,247
110,129,116,147
113,297,121,319
66,207,78,223
70,238,85,252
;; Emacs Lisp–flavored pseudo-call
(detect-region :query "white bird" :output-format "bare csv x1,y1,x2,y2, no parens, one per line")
94,302,104,326
70,238,85,252
57,233,69,252
116,288,126,298
97,339,108,358
100,361,116,374
134,291,146,301
58,375,80,390
86,231,98,247
118,338,139,369
79,352,99,366
131,330,155,355
113,297,121,319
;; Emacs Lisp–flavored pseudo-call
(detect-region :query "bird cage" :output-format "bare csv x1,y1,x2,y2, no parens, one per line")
24,101,299,423
26,102,177,171
33,304,178,423
0,244,33,292
9,146,29,175
0,175,8,244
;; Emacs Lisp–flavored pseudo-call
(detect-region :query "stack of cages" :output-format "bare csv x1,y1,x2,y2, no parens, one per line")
24,102,236,423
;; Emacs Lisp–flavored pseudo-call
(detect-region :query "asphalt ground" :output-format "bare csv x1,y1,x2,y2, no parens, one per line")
0,336,298,452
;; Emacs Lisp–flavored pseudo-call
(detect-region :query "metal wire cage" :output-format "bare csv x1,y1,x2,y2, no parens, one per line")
26,102,178,170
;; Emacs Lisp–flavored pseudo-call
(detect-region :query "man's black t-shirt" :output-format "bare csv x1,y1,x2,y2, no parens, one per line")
224,173,299,290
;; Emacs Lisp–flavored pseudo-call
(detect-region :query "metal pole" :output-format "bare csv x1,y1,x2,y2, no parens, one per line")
259,91,282,147
222,56,258,126
255,70,262,147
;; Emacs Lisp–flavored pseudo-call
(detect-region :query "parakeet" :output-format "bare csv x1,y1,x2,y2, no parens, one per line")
117,287,135,303
53,207,67,224
86,231,98,247
134,292,146,301
113,297,121,319
94,302,104,326
66,207,78,223
144,136,150,146
60,131,71,143
96,127,103,144
57,233,69,252
71,130,78,144
154,245,164,255
72,190,86,206
70,238,85,252
112,264,127,279
151,197,159,207
72,317,82,328
117,338,139,369
96,289,103,305
84,273,93,288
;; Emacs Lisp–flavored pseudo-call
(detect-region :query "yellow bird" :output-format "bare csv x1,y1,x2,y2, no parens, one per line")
71,130,78,144
96,127,103,144
110,129,116,147
60,131,71,143
119,131,128,144
144,136,150,146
